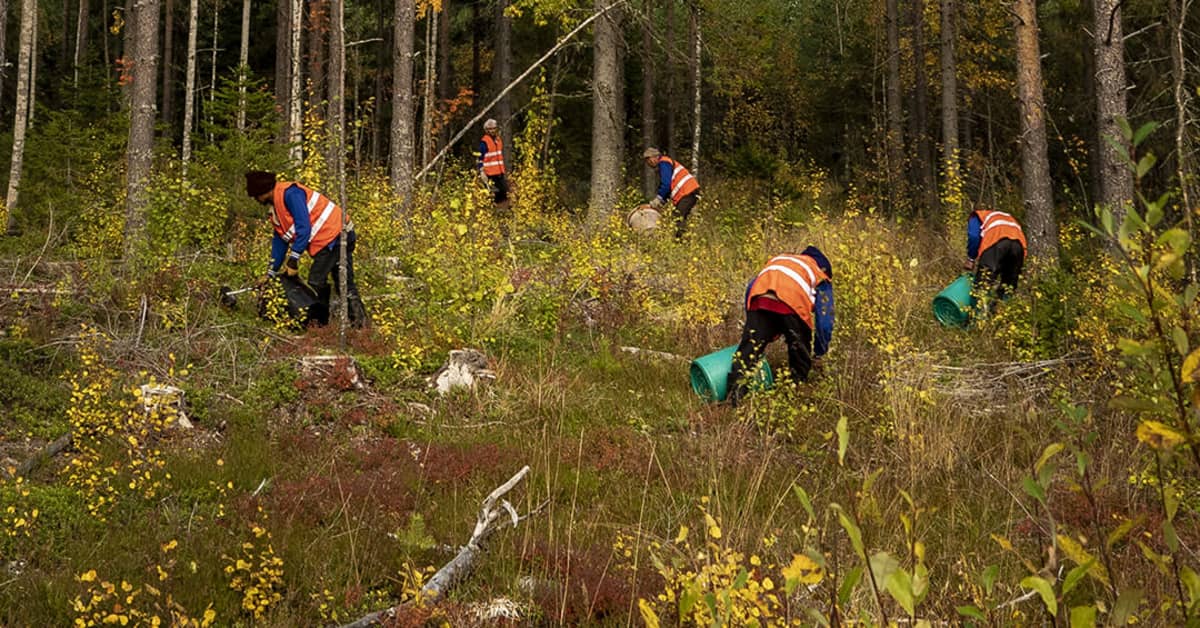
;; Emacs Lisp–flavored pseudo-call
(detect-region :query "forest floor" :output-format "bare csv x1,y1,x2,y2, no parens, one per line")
0,179,1182,626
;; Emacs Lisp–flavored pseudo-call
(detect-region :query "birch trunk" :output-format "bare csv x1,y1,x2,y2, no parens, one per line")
74,0,89,88
182,0,197,170
641,0,656,196
587,0,624,225
1169,0,1194,237
236,0,248,131
288,0,302,164
939,0,958,210
390,0,415,206
1093,0,1131,221
1014,0,1058,263
125,0,162,256
27,3,35,123
4,0,35,234
329,0,347,345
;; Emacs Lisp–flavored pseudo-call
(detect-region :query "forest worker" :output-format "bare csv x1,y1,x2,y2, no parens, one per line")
477,118,509,207
727,246,835,408
643,147,701,238
963,206,1027,301
244,170,368,328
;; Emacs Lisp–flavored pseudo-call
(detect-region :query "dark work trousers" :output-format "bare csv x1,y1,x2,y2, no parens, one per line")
975,238,1025,300
674,191,700,238
308,229,368,327
726,307,814,407
488,173,509,205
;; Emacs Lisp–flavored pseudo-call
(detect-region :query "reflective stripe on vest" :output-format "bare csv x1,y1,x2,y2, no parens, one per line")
271,182,346,256
482,135,505,175
976,209,1027,258
659,156,699,204
746,254,828,327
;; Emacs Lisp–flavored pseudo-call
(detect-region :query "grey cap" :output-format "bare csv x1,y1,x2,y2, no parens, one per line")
642,147,660,159
484,118,499,130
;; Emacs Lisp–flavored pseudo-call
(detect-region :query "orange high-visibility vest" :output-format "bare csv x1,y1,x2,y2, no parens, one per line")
270,182,345,256
482,135,506,175
746,254,829,328
974,209,1027,258
658,156,699,204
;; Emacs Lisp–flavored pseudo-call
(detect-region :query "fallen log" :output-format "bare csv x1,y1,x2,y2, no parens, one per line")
5,432,72,479
337,465,540,628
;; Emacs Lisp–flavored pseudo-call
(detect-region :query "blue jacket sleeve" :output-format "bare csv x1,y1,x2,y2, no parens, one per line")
283,185,311,257
656,162,673,202
269,234,288,273
813,281,835,358
966,213,982,260
477,140,487,172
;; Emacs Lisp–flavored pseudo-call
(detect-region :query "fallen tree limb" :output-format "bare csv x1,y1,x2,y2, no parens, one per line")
619,345,691,363
5,432,72,480
338,465,542,628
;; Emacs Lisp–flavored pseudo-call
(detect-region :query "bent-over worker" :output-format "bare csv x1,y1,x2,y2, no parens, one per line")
643,147,700,238
964,206,1026,300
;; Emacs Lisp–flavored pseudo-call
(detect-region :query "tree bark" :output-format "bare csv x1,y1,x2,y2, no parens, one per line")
420,6,436,164
1169,0,1195,245
329,0,347,345
306,0,327,108
664,0,674,156
587,0,624,224
688,0,700,174
390,0,415,207
4,0,35,234
236,0,249,131
1092,0,1131,221
125,0,162,257
288,0,303,163
1014,0,1058,263
182,0,197,170
27,1,35,123
0,0,8,109
885,0,904,213
161,0,174,125
275,0,291,144
939,0,959,211
492,0,512,156
910,0,935,214
75,0,89,89
470,0,480,97
641,0,656,196
437,0,452,148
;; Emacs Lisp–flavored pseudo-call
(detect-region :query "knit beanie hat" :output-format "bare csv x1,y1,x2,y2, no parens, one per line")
802,245,833,279
245,171,277,197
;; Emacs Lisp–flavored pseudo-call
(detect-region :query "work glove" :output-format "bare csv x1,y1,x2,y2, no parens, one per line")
649,196,665,210
479,171,490,186
963,258,975,271
283,255,300,277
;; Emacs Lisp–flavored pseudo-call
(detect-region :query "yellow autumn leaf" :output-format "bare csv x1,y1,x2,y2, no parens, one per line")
638,598,661,628
1136,420,1186,450
79,569,97,582
1182,347,1200,383
782,553,824,585
705,513,722,539
1056,533,1111,587
674,525,689,544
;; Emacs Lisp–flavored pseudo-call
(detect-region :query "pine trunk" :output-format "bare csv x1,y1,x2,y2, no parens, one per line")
1014,0,1058,263
236,0,249,131
4,0,35,234
390,0,415,207
0,0,8,108
329,0,347,344
664,0,674,156
587,0,624,224
182,0,197,169
910,0,935,214
688,1,700,174
420,7,436,164
939,0,958,210
885,0,904,212
641,0,656,196
1093,0,1131,220
125,0,162,256
307,0,327,107
437,0,451,148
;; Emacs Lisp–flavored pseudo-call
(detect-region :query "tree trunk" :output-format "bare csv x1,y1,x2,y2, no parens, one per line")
288,0,303,163
910,0,935,214
885,0,904,213
1014,0,1058,263
587,0,624,224
306,0,327,107
492,0,512,155
236,0,248,131
437,0,451,148
161,0,174,124
390,0,415,207
939,0,959,211
664,0,674,156
27,1,35,123
275,0,291,144
688,0,700,174
125,0,162,257
182,0,197,170
4,0,35,234
329,0,347,345
208,0,219,136
470,0,480,97
75,0,89,89
1093,0,1131,220
1170,0,1195,235
641,0,656,196
0,0,8,109
371,0,385,163
420,6,436,164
